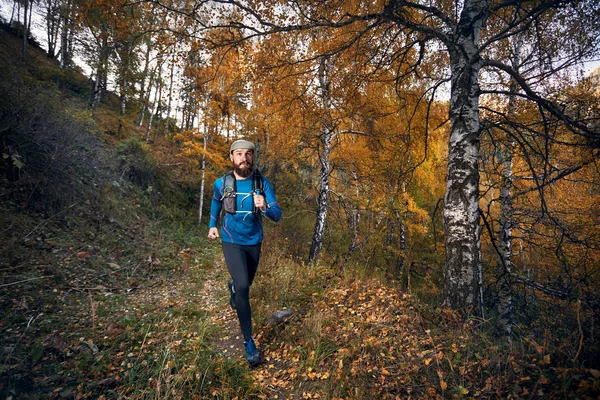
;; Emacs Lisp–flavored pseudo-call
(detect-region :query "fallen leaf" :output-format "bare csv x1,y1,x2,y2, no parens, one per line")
543,355,550,364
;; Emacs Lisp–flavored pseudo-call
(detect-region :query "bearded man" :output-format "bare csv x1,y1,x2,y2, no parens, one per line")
207,139,282,367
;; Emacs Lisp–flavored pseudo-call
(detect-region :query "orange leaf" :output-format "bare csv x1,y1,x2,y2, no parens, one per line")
543,355,551,364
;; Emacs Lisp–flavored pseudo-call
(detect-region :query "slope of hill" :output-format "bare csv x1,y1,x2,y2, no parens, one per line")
0,23,206,398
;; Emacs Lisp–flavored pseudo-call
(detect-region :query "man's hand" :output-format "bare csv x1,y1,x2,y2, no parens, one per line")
208,227,220,240
253,192,266,211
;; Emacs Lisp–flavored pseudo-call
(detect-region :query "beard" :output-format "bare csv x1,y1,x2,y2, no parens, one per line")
233,160,253,178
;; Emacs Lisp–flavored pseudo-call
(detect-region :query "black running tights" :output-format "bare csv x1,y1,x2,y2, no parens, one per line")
222,242,262,341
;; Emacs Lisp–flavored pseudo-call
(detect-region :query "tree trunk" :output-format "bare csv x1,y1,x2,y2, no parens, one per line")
45,0,60,59
119,45,130,116
309,130,332,263
120,81,128,116
145,69,162,142
67,18,74,60
198,117,207,225
497,127,514,336
152,78,164,143
27,1,32,36
347,171,361,253
497,36,522,340
59,0,73,68
145,81,158,142
442,0,485,315
399,182,407,251
309,56,334,263
347,204,360,253
165,59,175,136
138,43,152,126
91,72,102,109
21,0,29,61
9,0,17,25
90,35,109,109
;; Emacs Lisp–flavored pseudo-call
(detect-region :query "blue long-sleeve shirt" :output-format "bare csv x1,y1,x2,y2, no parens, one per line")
209,172,282,245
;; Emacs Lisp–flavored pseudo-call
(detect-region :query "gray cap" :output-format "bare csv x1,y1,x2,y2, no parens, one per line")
230,139,255,153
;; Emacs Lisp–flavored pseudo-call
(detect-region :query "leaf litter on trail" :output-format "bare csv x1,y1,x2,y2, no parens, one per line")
4,225,599,399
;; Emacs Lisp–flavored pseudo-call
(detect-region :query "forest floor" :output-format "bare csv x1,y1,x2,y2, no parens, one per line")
3,216,600,399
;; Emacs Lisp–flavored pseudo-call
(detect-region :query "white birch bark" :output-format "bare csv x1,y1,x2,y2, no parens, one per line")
497,36,522,339
152,76,164,143
442,0,485,314
120,85,127,116
198,115,207,225
90,36,109,109
119,47,130,116
345,170,359,252
165,59,175,136
138,43,152,126
400,182,407,251
65,11,75,67
145,75,161,142
497,128,514,337
309,55,334,263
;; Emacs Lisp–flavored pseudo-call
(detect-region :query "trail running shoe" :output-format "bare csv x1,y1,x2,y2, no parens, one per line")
227,280,236,310
244,338,262,367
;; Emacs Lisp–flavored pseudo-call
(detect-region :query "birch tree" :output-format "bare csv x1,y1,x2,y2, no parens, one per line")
89,34,110,109
164,56,176,136
41,0,73,63
43,0,61,58
20,0,30,61
58,0,74,68
495,36,523,340
145,62,164,142
308,55,334,262
198,118,207,225
137,41,154,126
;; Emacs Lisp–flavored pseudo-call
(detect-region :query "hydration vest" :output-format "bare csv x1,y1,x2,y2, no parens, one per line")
222,169,264,214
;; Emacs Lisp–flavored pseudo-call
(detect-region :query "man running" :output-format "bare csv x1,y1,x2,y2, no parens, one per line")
207,139,282,367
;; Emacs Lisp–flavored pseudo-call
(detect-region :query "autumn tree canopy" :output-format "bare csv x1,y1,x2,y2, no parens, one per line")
155,0,600,316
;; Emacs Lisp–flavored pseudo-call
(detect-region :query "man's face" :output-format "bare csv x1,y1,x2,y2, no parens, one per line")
230,148,254,178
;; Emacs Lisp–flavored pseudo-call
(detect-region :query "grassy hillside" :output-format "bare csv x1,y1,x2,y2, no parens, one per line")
1,24,599,400
0,23,207,398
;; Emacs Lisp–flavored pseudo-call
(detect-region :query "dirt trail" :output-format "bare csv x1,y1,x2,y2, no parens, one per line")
196,261,294,399
198,261,245,357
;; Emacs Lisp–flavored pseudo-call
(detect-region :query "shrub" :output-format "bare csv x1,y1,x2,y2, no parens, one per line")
115,137,158,187
0,64,107,215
